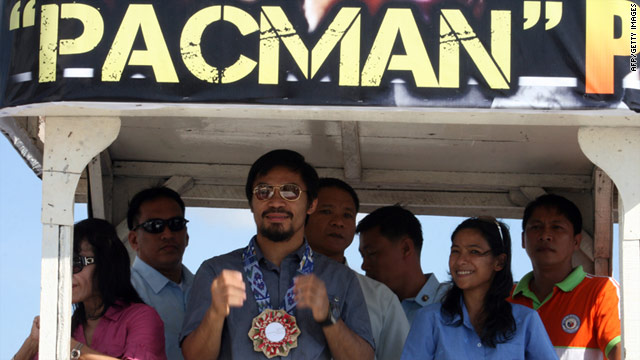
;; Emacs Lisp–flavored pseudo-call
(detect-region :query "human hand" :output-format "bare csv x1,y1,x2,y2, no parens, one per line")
209,270,246,318
29,316,40,342
294,274,330,322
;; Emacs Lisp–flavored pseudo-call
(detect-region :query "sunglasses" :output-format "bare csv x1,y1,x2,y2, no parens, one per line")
473,216,504,246
253,184,305,202
73,255,95,274
133,217,189,234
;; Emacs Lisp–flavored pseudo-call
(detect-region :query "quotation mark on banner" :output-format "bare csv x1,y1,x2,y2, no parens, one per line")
9,0,36,30
523,1,563,30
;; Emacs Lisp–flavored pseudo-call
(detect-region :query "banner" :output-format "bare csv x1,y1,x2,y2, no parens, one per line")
1,0,638,111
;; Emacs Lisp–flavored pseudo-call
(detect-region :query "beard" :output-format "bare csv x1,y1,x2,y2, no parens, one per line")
259,223,295,242
259,208,295,242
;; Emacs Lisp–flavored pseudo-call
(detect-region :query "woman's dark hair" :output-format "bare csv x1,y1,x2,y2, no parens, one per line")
441,217,516,348
71,218,143,332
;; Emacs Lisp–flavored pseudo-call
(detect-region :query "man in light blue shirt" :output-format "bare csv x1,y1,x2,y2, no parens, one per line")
128,187,194,360
357,206,449,325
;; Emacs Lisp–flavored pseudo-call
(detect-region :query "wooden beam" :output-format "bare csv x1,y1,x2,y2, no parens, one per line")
519,186,547,201
164,175,195,194
341,121,362,181
593,167,613,276
40,116,120,359
87,154,106,220
112,161,592,190
180,184,527,218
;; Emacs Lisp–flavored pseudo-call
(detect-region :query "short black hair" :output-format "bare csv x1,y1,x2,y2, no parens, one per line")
318,178,360,212
245,149,319,207
522,194,582,235
356,205,423,252
127,187,185,230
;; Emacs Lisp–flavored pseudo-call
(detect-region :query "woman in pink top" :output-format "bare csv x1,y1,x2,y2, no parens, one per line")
13,218,167,360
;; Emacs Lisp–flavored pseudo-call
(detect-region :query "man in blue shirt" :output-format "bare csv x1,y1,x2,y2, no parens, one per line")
128,187,194,360
357,206,449,325
181,149,374,360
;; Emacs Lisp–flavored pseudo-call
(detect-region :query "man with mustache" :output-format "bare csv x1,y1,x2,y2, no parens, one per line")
356,205,449,325
128,186,193,360
181,149,374,360
509,194,621,360
305,178,409,359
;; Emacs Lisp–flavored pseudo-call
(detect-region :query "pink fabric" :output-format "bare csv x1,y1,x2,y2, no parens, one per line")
71,302,167,360
32,302,166,360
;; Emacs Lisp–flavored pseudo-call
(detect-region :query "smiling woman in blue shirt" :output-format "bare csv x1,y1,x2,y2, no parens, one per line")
401,217,557,360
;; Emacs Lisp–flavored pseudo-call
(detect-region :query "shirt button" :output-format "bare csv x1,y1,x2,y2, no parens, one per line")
477,343,482,347
421,295,429,302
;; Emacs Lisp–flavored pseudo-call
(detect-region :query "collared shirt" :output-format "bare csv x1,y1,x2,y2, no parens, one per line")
400,301,557,360
131,257,194,360
355,272,410,360
509,266,621,360
401,273,450,325
73,302,166,360
342,259,409,360
181,237,374,359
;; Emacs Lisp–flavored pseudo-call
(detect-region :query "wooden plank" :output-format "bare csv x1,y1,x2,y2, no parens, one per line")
112,161,592,190
39,116,121,359
180,184,526,218
88,154,106,219
341,121,362,181
164,175,195,194
593,167,613,275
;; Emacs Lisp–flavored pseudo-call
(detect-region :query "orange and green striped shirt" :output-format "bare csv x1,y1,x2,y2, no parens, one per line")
509,266,621,360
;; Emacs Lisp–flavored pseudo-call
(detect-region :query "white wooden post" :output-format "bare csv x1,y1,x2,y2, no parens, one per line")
578,127,640,359
40,117,120,359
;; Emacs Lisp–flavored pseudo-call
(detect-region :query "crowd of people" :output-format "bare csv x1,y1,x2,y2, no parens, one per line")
14,149,621,360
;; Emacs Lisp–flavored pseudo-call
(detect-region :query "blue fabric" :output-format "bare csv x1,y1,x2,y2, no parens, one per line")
181,237,374,359
401,273,450,325
401,302,558,360
131,257,194,360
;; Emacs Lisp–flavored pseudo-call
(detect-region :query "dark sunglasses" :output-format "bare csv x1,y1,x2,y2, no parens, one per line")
253,184,304,201
73,255,95,274
133,217,189,234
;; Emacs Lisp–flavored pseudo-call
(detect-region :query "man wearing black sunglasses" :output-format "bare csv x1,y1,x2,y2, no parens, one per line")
181,149,374,360
127,187,193,360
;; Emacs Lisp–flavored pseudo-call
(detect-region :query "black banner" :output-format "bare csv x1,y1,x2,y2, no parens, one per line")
1,0,638,111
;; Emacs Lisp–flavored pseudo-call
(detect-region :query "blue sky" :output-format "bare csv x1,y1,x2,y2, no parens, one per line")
0,136,619,358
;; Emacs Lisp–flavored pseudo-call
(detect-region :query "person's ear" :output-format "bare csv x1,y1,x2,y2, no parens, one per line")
307,198,318,215
521,232,526,249
401,237,414,258
128,230,139,251
573,232,582,250
494,253,507,272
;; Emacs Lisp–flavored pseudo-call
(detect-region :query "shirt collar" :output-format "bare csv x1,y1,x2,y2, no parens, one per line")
460,299,474,331
133,257,190,294
410,273,441,306
251,235,308,264
512,266,586,299
102,300,127,322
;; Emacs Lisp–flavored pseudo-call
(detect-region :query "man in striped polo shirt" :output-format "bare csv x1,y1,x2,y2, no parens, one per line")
509,194,621,360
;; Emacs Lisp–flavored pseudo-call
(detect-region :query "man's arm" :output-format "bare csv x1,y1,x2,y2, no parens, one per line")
182,270,246,360
294,274,374,360
606,342,621,360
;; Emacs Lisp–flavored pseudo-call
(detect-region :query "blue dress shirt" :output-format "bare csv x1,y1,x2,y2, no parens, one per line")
401,273,450,325
131,257,194,360
401,301,558,360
